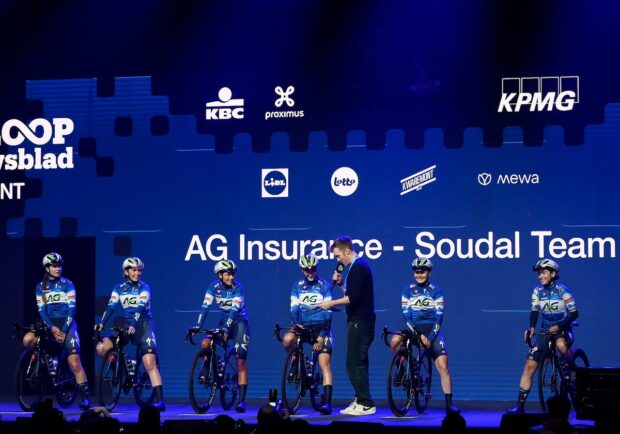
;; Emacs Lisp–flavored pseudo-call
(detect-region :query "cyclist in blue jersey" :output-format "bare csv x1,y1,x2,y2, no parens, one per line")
390,258,459,414
282,254,334,415
192,259,250,413
94,257,166,411
508,259,579,413
23,252,90,409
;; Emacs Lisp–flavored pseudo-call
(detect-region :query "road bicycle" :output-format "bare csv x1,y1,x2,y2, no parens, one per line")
95,326,155,410
14,322,78,411
382,326,433,416
274,323,325,414
186,328,239,413
526,328,590,411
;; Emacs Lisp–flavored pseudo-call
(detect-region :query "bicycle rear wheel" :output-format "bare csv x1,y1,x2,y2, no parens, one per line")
281,348,304,414
219,349,239,410
309,353,325,412
387,348,413,417
55,354,77,408
413,351,433,414
15,349,48,411
538,351,560,411
189,347,217,413
98,349,123,410
134,354,155,408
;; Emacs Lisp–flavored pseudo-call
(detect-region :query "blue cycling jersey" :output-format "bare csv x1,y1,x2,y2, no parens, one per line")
290,276,333,337
401,281,444,342
195,279,249,331
100,279,153,328
36,277,76,334
530,281,578,331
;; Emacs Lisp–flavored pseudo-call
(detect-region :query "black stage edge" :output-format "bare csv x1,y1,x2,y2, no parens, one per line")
0,398,604,433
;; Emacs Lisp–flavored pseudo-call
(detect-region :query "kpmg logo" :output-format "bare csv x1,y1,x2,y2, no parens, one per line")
265,85,305,120
261,168,289,198
498,76,579,112
331,167,358,197
205,87,244,120
478,172,540,186
400,165,437,195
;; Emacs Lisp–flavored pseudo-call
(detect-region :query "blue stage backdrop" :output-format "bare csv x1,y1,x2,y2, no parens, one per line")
1,1,619,400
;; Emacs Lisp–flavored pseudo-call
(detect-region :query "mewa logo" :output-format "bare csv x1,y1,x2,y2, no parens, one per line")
478,172,540,186
498,76,579,112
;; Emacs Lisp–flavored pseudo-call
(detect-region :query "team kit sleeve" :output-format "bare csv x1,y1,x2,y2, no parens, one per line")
555,286,579,330
195,283,215,329
130,283,151,328
427,286,444,342
61,281,76,334
35,282,54,329
100,286,120,326
529,287,540,329
290,282,300,325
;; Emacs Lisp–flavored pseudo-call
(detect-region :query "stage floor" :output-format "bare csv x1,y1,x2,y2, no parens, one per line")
0,398,596,430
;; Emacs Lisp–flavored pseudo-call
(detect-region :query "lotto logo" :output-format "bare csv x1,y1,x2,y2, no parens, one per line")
498,76,579,112
205,87,244,120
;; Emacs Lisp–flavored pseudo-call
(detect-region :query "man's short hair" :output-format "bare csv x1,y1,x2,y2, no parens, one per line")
331,236,354,252
546,394,571,419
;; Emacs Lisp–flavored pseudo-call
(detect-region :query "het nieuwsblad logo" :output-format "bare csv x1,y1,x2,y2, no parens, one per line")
498,76,579,113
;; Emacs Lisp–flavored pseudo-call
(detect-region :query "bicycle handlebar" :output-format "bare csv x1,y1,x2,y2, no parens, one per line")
93,326,131,343
381,325,424,348
185,327,228,346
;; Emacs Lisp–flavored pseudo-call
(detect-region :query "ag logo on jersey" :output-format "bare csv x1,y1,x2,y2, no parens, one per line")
300,293,324,306
261,168,289,198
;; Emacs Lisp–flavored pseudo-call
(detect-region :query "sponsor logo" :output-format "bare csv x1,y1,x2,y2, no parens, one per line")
0,118,75,171
331,167,358,197
0,182,25,200
401,165,437,195
205,87,244,120
498,76,579,112
121,296,138,306
265,85,305,120
262,168,289,198
478,172,540,186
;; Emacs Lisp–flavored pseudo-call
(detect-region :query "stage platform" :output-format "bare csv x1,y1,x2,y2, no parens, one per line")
0,398,599,433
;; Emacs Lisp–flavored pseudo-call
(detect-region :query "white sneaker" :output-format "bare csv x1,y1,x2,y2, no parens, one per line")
348,405,377,416
339,400,358,415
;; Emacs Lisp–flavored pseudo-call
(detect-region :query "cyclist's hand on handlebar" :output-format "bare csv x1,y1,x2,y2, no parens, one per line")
420,334,431,348
547,325,560,334
128,326,136,335
94,324,103,332
524,327,535,342
313,336,324,352
51,326,65,343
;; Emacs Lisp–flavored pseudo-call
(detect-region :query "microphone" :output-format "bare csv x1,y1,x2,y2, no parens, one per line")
332,263,344,287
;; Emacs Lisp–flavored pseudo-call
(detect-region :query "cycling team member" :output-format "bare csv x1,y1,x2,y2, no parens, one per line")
193,259,250,413
508,259,579,413
282,254,334,415
95,257,166,411
23,252,90,410
390,258,459,414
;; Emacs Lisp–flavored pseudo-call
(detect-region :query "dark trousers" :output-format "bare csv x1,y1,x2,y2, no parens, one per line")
346,319,375,407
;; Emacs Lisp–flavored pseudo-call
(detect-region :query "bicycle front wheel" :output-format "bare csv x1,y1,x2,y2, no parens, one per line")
98,349,123,410
15,350,48,411
387,348,414,417
538,351,560,411
413,351,433,414
55,354,77,408
189,347,217,413
134,354,155,408
281,348,304,414
219,350,239,410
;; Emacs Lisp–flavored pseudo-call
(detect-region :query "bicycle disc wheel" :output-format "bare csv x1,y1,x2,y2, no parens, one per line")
189,348,217,413
15,349,48,411
309,353,325,412
538,351,560,411
55,355,77,408
134,354,155,408
219,350,239,410
414,351,433,414
569,349,590,408
387,348,413,417
98,349,123,410
281,348,304,414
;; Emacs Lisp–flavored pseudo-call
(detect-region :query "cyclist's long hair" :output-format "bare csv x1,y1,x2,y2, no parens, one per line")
40,270,51,304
